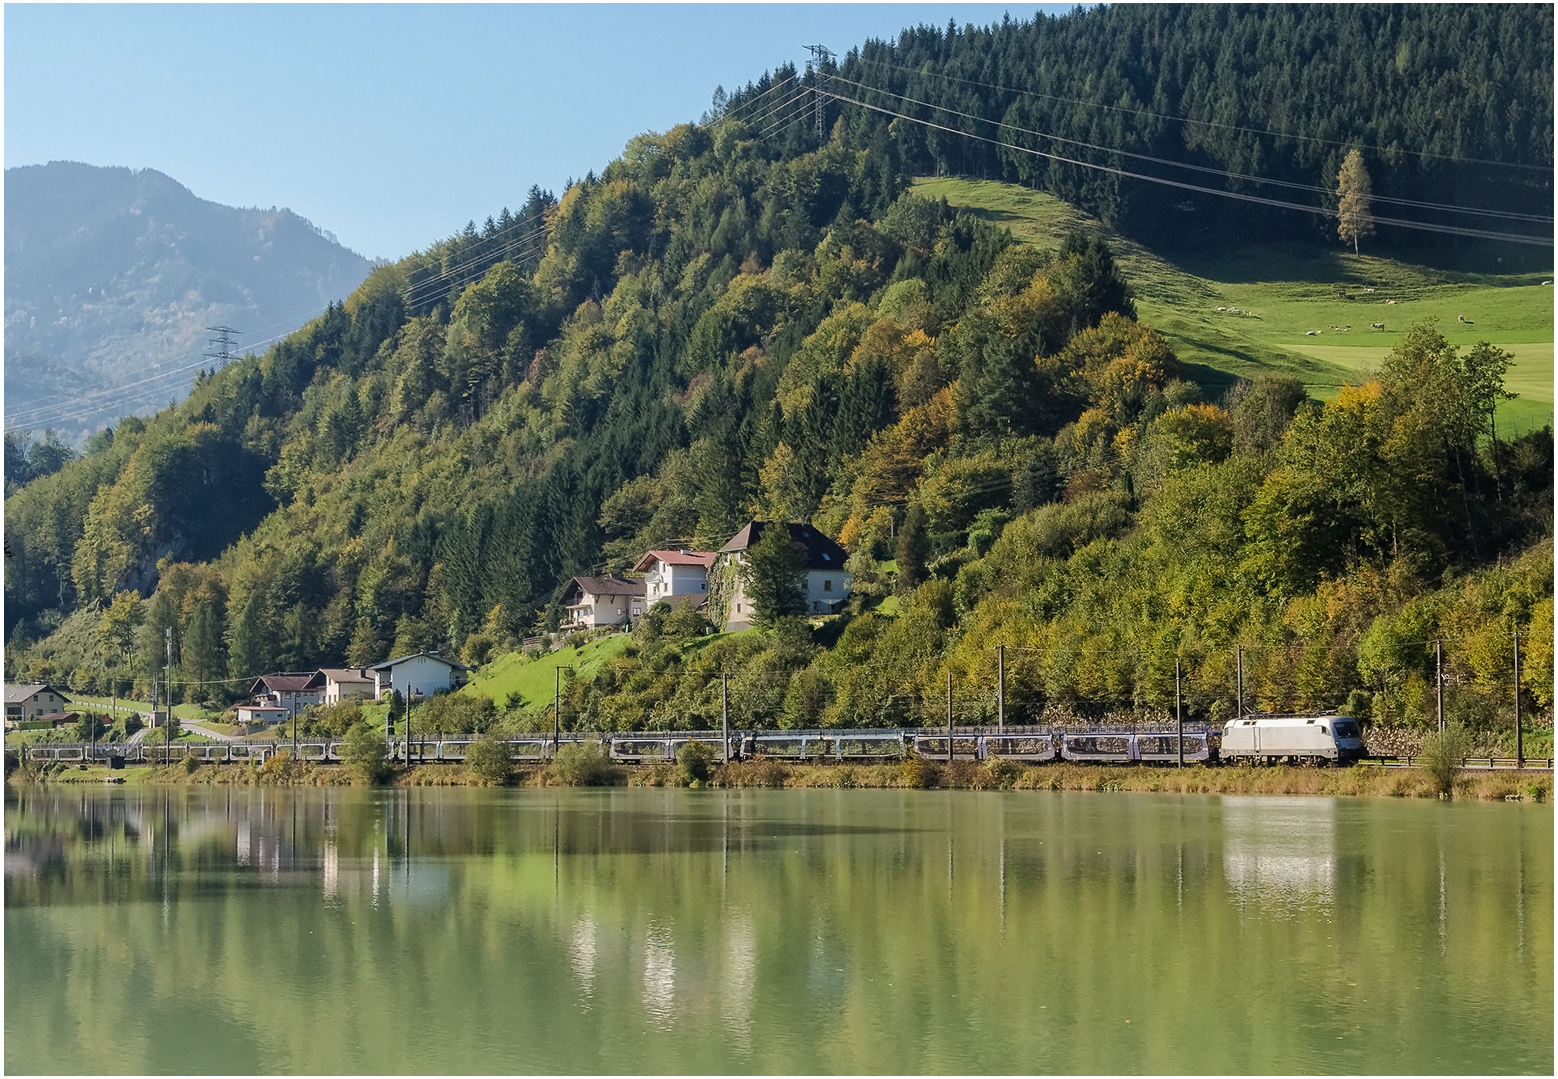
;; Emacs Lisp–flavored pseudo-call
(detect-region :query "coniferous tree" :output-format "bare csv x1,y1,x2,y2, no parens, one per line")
183,604,224,702
896,504,931,591
346,616,384,667
740,524,807,626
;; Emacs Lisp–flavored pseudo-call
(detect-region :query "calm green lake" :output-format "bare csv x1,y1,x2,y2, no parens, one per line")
5,787,1551,1074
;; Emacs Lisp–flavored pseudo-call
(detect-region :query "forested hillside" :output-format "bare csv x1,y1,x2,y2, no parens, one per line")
4,4,1551,738
768,4,1552,250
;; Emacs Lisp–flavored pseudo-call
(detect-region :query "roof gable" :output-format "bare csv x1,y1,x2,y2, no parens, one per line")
368,651,472,673
633,549,717,572
565,575,646,599
250,673,317,694
5,683,70,704
306,668,375,690
718,521,848,570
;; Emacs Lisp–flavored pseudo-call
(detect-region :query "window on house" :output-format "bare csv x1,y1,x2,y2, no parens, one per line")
823,579,833,591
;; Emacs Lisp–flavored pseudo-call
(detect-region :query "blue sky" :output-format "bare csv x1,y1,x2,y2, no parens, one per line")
6,4,1075,260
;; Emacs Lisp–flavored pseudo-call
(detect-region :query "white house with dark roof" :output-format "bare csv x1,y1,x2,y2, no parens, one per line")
5,684,72,727
246,673,324,718
368,652,471,702
717,521,851,631
305,668,378,705
560,575,647,630
633,549,717,607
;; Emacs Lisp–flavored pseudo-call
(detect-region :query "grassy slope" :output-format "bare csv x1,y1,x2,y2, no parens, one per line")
461,634,633,710
67,695,217,721
913,178,1554,433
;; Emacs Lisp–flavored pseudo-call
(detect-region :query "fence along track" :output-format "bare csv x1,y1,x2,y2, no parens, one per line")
15,730,1548,770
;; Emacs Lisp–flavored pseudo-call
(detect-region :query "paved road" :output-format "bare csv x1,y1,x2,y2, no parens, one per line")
183,721,244,743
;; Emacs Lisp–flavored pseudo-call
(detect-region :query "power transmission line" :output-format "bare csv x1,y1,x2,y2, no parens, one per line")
204,325,242,367
6,304,330,426
401,220,553,308
6,312,331,432
804,44,835,143
864,55,1555,173
833,72,1553,226
820,82,1553,246
726,74,796,120
745,83,814,134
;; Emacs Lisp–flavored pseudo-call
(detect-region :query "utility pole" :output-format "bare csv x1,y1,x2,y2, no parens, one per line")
804,44,834,144
1236,646,1244,720
204,325,241,370
1513,631,1523,769
405,690,422,769
997,645,1005,734
1436,639,1445,733
164,627,173,764
1176,658,1184,768
946,669,954,761
721,673,730,763
553,666,573,760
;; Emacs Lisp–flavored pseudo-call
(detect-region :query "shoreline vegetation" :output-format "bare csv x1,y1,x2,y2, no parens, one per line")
11,755,1549,803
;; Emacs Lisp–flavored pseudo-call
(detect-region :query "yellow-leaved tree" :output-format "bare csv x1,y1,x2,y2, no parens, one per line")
1336,148,1375,254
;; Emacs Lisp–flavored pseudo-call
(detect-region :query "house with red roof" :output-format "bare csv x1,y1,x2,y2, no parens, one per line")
633,548,717,608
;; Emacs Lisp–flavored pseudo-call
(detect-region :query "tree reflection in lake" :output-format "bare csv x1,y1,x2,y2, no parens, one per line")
5,786,1551,1075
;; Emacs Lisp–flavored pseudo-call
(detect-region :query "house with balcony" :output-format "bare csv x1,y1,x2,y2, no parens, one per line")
559,575,646,630
246,673,324,718
633,549,717,609
305,667,378,705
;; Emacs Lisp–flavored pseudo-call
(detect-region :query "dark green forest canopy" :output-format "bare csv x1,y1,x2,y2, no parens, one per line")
729,3,1552,248
4,3,1552,732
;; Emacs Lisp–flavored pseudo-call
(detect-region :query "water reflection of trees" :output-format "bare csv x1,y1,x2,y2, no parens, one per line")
4,789,1550,1075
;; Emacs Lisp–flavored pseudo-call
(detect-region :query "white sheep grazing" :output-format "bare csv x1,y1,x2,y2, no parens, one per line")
1386,299,1397,305
1371,322,1385,330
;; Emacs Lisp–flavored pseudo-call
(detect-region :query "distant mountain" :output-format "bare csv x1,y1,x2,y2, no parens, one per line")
4,161,373,442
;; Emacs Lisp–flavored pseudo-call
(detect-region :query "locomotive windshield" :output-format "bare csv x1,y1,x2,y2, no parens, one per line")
1333,720,1361,739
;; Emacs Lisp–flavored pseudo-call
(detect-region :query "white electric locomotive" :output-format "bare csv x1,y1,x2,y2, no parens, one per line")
1220,713,1366,766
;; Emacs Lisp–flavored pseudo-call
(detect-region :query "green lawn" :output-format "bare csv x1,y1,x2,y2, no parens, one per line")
913,177,1553,431
462,634,633,710
67,696,221,722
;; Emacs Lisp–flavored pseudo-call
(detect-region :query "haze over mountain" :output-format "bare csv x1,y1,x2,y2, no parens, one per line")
4,161,373,443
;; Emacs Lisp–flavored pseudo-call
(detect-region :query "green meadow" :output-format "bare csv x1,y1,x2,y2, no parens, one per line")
460,633,632,711
913,178,1554,432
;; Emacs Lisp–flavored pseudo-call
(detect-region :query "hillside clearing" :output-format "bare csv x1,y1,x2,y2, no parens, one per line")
914,177,1554,432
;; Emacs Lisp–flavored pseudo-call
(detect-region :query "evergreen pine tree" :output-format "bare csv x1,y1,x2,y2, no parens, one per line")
896,504,931,590
347,616,384,667
740,524,808,626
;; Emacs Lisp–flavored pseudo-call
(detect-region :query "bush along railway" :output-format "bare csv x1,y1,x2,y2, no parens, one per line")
15,713,1552,771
